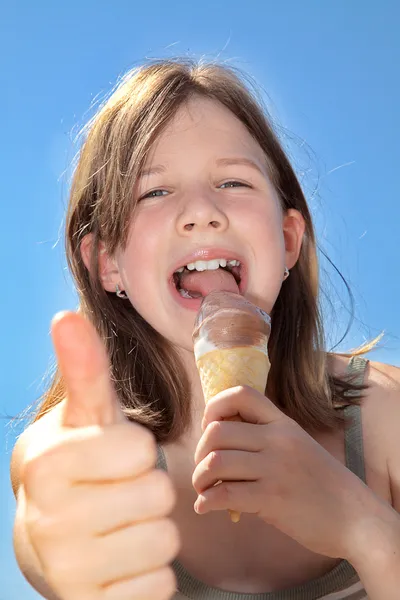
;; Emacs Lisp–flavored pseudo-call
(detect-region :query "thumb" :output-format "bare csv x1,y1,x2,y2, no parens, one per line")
51,311,126,428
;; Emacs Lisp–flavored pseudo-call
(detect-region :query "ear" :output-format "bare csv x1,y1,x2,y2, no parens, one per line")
80,234,121,293
282,209,306,269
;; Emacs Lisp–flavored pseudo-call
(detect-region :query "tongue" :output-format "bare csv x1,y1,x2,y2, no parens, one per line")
179,268,239,297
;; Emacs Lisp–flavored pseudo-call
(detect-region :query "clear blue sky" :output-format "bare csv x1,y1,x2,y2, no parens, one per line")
1,1,399,597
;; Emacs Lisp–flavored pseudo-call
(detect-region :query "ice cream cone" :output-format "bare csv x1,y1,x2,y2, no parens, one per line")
193,291,271,523
196,346,270,401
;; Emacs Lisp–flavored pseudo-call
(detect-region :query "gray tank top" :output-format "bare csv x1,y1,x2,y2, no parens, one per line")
156,356,369,599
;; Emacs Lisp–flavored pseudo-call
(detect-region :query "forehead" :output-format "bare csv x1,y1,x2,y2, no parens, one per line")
145,96,266,165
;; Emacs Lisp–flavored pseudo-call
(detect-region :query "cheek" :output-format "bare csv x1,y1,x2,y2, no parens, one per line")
117,228,158,296
119,257,159,322
237,198,284,247
236,200,286,311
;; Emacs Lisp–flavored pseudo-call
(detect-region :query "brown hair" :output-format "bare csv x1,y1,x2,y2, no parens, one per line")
32,58,379,442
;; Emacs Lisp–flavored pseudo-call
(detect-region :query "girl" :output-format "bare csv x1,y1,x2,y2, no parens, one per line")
11,58,400,600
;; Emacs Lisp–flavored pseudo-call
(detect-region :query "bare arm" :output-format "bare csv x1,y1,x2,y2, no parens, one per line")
351,361,400,599
349,501,400,600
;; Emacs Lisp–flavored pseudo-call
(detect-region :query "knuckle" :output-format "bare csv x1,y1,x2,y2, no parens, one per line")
206,420,222,439
207,450,222,471
231,384,248,397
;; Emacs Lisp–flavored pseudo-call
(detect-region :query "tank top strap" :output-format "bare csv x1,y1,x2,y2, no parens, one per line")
343,356,369,485
345,355,370,388
156,443,168,471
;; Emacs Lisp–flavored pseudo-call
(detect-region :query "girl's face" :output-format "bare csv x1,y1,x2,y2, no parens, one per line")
98,97,305,352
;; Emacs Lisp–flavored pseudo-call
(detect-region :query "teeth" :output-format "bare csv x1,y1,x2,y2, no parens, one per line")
205,259,220,270
179,288,193,298
194,260,207,271
175,258,241,274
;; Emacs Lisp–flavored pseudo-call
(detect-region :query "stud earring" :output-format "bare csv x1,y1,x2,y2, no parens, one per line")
283,267,290,281
115,284,128,299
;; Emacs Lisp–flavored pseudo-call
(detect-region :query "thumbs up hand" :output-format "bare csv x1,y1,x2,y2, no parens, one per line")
22,312,180,600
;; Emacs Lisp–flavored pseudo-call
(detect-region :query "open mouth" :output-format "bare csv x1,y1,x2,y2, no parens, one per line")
172,259,243,299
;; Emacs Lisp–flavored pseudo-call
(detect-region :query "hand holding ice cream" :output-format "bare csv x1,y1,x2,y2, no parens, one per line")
193,291,271,522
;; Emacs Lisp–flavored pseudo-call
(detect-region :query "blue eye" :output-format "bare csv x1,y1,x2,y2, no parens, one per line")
140,180,250,200
141,189,169,199
220,180,250,189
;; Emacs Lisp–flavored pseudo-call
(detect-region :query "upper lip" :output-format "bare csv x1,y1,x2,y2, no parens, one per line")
169,247,246,278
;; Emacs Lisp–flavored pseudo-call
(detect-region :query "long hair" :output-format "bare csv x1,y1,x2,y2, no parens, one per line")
33,58,378,442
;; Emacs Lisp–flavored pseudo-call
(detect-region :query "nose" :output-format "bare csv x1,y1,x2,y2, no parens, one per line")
176,192,229,235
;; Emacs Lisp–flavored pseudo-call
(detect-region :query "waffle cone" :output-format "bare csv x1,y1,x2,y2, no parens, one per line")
196,346,270,523
196,346,270,404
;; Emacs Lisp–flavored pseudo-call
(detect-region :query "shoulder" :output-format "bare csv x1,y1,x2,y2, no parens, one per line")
364,360,400,510
328,352,400,393
330,353,400,441
360,358,400,457
330,354,400,510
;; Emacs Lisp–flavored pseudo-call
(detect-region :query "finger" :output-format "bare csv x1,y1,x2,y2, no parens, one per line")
194,420,265,465
202,385,285,430
87,518,180,585
102,566,177,600
24,424,157,506
68,470,176,536
194,480,262,516
51,311,125,428
192,449,261,494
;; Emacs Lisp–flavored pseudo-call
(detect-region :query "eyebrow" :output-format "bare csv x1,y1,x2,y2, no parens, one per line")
138,157,266,179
